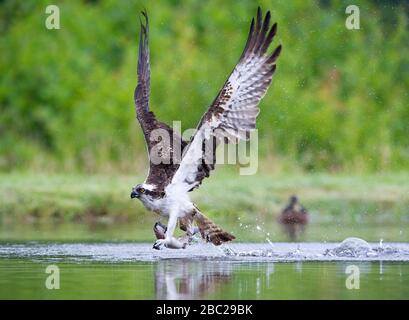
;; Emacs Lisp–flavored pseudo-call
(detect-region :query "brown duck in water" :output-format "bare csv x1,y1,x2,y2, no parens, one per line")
278,195,309,241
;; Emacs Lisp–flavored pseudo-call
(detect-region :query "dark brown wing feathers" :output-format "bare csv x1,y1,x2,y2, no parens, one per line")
134,11,187,192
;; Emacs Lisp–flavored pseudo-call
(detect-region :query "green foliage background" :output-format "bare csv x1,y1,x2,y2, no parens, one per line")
1,0,408,173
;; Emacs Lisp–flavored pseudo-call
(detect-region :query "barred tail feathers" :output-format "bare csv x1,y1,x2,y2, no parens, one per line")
192,209,235,245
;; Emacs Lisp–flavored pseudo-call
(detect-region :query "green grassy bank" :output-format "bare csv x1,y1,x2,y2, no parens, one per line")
1,172,408,224
1,172,409,242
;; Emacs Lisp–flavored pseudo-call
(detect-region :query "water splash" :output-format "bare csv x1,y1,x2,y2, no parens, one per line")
266,238,275,249
324,237,375,258
1,241,408,263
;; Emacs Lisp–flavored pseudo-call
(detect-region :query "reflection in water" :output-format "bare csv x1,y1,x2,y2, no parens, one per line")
0,257,407,299
154,260,233,299
265,263,274,288
294,261,303,273
152,260,409,300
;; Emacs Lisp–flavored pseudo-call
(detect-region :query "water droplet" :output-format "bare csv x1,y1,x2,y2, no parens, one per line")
266,238,274,249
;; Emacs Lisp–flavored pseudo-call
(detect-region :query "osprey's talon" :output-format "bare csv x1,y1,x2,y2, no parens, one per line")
152,238,186,250
153,221,167,240
153,239,166,250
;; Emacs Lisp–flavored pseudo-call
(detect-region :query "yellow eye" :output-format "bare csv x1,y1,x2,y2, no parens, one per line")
139,187,145,193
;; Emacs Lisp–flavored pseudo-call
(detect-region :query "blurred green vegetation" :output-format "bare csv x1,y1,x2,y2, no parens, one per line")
0,0,408,173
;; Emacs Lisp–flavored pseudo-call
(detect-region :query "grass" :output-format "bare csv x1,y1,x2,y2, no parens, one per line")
0,170,409,242
1,170,409,223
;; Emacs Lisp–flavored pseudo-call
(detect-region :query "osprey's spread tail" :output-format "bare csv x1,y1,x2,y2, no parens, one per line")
192,209,235,246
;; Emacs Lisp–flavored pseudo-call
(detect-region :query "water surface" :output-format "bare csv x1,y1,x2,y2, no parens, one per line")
0,242,408,299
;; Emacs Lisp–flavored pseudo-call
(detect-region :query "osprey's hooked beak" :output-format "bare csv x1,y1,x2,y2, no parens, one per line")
130,189,139,199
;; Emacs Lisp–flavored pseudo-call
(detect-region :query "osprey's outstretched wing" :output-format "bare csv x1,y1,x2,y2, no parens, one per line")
171,7,281,192
134,11,187,191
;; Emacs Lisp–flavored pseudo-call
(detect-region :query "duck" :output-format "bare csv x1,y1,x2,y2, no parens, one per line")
278,195,309,241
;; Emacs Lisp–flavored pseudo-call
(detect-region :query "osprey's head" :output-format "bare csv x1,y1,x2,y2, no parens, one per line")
131,183,162,211
130,183,155,200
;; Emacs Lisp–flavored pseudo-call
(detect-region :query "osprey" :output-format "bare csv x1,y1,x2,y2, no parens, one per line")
131,8,281,249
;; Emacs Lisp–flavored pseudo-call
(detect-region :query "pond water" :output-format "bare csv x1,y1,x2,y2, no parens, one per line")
0,242,408,299
0,220,408,299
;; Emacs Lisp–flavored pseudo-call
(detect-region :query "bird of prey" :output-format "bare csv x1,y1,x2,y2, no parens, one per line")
278,195,309,241
131,8,282,249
